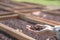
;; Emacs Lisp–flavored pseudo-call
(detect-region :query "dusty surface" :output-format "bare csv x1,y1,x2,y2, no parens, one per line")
0,18,57,40
0,30,17,40
0,0,60,40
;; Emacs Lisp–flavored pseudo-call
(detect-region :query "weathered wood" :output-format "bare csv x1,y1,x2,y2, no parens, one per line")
0,23,35,40
18,13,60,26
16,9,40,13
0,12,12,16
0,2,44,10
0,1,58,40
0,2,16,8
0,14,18,19
0,0,11,3
1,1,59,26
0,6,13,12
16,2,46,8
42,9,60,16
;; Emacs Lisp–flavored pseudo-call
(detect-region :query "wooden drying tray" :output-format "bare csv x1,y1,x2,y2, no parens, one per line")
0,23,35,40
42,9,60,16
0,2,44,10
0,2,16,8
18,13,60,26
0,6,13,12
0,0,45,8
1,5,41,12
11,2,45,6
1,1,60,26
15,2,46,8
0,12,15,16
0,14,18,19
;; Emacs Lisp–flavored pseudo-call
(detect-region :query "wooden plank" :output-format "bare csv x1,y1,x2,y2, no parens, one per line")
0,1,60,26
0,12,13,16
0,23,35,40
0,14,18,19
0,2,25,10
17,9,40,13
9,2,45,8
13,6,38,10
0,0,11,3
0,6,13,12
13,7,42,10
42,10,60,16
0,2,16,8
0,4,42,11
18,2,46,8
18,13,60,26
0,2,44,10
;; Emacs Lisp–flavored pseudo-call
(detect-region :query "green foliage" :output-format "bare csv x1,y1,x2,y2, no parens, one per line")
12,0,60,6
47,0,60,1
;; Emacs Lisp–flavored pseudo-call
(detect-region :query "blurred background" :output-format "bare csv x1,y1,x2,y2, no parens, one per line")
12,0,60,6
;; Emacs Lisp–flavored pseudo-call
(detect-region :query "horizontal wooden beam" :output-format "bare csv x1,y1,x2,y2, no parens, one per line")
0,23,35,40
0,6,13,12
0,2,44,10
19,13,60,26
42,10,60,16
17,2,46,8
0,14,18,19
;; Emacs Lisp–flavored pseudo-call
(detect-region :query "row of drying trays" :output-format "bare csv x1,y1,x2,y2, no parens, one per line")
0,1,60,40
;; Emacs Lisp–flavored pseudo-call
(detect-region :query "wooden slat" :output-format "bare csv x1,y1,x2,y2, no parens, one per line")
0,4,42,11
18,2,46,8
0,6,13,12
42,10,60,16
0,2,16,8
0,2,25,10
0,2,44,10
0,23,35,40
0,4,41,10
0,12,13,16
0,14,18,19
18,13,60,26
16,9,40,13
9,2,45,8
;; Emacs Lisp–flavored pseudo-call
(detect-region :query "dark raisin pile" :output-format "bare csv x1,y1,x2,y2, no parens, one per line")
30,24,45,31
